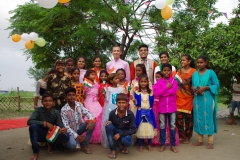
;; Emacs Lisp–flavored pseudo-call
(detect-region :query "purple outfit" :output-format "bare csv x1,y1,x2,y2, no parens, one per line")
153,77,178,113
106,58,130,81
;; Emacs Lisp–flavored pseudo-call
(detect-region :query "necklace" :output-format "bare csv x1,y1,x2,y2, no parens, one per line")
141,89,147,93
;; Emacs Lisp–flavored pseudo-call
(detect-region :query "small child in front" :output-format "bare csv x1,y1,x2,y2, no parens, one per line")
153,63,179,153
227,74,240,125
105,93,137,159
134,74,156,152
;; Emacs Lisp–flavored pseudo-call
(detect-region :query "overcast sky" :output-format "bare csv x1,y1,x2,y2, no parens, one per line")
0,0,238,91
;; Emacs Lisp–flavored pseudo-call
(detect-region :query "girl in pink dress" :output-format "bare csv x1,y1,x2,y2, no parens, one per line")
84,69,103,144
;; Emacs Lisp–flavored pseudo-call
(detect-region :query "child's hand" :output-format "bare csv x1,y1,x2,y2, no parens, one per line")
104,121,112,126
113,134,120,140
167,83,172,89
132,98,136,104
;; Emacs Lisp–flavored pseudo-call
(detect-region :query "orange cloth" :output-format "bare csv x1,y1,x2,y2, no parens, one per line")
176,68,196,114
92,67,104,84
72,83,84,104
130,61,157,81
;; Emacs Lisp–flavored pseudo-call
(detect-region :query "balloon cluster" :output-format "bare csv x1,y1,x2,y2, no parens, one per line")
37,0,70,9
155,0,175,20
11,32,46,50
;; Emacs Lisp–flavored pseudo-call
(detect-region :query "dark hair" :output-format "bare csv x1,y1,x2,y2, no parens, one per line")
64,87,76,96
116,93,128,102
159,51,169,58
70,67,80,75
182,54,195,68
138,44,148,51
162,63,172,71
99,70,109,83
48,68,57,74
138,74,152,94
107,73,118,85
155,71,164,77
65,58,75,65
116,68,126,79
92,55,102,63
42,93,53,101
77,57,86,69
136,64,147,76
84,69,95,79
197,55,211,69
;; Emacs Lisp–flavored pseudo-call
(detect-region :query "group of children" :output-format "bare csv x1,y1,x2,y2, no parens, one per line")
32,52,223,159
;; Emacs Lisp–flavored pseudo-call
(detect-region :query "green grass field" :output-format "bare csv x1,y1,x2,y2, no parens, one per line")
0,91,34,97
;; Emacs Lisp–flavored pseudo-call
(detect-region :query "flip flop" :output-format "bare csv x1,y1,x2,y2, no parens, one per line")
108,153,116,159
81,147,93,154
226,120,234,125
121,149,129,154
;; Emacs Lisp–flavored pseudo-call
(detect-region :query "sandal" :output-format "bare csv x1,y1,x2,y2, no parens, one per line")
121,149,129,154
108,153,116,159
226,120,234,125
81,147,93,154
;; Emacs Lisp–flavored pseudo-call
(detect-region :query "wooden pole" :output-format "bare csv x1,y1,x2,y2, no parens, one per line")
17,87,21,111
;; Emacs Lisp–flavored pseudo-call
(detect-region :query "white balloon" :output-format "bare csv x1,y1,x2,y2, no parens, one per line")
21,33,30,41
37,0,58,9
29,32,39,41
155,0,167,9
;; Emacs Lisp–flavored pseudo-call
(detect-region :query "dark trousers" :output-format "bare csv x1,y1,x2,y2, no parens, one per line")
176,112,193,140
29,124,69,153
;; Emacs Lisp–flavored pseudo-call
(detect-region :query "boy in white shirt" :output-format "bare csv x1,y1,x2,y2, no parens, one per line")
227,74,240,125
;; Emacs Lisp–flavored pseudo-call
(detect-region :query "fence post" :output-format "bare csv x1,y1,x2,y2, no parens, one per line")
17,87,21,111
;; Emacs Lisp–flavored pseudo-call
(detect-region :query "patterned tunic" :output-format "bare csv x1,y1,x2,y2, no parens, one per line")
47,73,71,110
72,83,84,104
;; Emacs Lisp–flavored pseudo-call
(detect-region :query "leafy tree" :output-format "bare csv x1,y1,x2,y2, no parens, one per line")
27,67,49,81
7,0,158,68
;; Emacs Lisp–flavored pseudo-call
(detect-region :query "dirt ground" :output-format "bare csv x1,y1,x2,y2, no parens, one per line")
0,118,239,160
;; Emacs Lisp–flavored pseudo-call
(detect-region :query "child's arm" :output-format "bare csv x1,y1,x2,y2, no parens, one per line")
118,113,137,137
162,80,178,96
153,80,168,97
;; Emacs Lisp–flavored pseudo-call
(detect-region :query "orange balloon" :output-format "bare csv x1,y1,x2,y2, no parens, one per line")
161,6,173,20
12,34,21,42
25,40,34,50
58,0,70,3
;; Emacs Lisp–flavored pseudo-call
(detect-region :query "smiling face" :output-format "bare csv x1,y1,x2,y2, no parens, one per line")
181,56,191,68
162,66,172,78
196,58,207,70
160,54,169,64
55,63,65,73
71,69,80,81
42,97,54,109
112,46,121,60
138,47,148,59
117,70,126,81
93,57,101,68
77,58,85,69
110,76,119,85
66,61,74,72
117,100,127,111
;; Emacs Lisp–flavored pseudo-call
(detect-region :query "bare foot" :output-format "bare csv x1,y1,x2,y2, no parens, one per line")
206,143,214,149
181,139,189,144
138,146,143,152
30,153,38,160
158,146,165,152
47,143,53,154
170,146,179,153
148,145,153,151
191,142,203,146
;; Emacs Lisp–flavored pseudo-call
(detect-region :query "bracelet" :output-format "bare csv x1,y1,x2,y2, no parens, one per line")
86,118,97,123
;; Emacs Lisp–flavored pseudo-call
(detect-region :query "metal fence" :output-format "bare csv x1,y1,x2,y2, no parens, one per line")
0,96,34,111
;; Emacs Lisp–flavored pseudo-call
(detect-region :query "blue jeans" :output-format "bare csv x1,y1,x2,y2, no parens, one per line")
159,113,176,146
29,124,69,153
67,122,95,150
105,123,133,151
